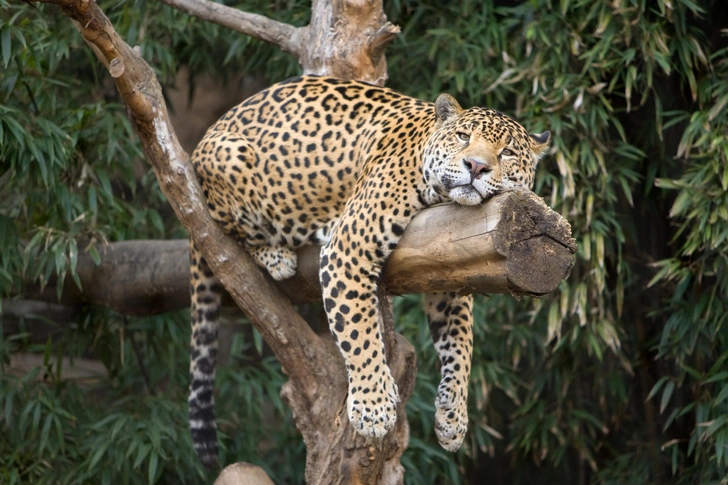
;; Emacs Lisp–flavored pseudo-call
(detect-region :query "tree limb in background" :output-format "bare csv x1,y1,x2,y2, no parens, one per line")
157,0,400,84
156,0,303,56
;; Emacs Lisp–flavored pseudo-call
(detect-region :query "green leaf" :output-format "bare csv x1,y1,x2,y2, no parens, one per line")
647,375,669,402
704,371,728,385
704,415,728,438
253,327,263,357
133,443,151,470
148,452,159,484
39,413,53,455
1,27,11,68
663,407,680,432
660,381,675,414
88,186,98,215
88,245,101,265
618,176,634,207
148,209,164,235
87,443,107,471
669,190,692,218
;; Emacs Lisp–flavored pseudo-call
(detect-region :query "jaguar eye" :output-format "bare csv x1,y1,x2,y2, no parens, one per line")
501,148,514,157
456,132,470,143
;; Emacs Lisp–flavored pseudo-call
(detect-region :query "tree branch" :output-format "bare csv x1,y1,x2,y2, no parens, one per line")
156,0,303,57
368,21,400,67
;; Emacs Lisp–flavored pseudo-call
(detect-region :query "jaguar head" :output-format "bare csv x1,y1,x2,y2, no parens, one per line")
423,94,550,206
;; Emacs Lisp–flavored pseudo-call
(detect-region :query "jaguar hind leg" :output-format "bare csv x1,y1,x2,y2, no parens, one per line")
250,245,298,280
425,292,474,452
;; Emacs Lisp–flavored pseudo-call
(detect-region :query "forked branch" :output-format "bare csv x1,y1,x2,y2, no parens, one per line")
157,0,401,85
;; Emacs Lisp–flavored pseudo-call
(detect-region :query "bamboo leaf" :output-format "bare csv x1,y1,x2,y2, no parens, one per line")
647,376,670,402
704,371,728,385
660,381,676,414
148,452,159,483
1,27,11,68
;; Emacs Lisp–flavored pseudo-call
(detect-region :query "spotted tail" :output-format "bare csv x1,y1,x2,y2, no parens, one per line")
188,241,222,467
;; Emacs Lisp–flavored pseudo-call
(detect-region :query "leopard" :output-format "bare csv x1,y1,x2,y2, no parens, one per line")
187,75,550,466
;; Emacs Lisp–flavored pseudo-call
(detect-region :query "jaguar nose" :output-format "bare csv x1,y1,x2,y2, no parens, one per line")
463,158,492,180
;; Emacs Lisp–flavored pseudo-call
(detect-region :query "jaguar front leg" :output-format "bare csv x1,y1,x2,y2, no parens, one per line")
319,192,418,439
320,245,400,438
425,292,474,451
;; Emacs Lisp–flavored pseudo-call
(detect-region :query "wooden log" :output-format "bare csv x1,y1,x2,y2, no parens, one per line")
23,239,194,316
384,187,576,297
20,188,576,315
213,462,276,485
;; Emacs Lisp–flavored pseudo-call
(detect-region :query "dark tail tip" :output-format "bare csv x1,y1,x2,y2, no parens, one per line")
191,425,219,468
190,396,219,468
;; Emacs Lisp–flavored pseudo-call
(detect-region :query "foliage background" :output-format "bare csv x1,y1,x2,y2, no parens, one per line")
1,0,727,483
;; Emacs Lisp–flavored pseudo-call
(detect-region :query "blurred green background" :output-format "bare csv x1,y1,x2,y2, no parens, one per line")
1,0,727,483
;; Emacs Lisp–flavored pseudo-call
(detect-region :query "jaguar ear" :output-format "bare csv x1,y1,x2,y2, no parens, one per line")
529,130,551,156
435,94,463,125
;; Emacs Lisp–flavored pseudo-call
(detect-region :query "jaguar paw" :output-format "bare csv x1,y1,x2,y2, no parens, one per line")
347,369,400,439
434,386,468,451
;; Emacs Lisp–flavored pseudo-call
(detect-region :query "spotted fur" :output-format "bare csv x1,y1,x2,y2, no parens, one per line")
188,75,550,465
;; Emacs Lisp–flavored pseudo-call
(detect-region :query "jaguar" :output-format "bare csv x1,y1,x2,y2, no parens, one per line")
187,75,550,465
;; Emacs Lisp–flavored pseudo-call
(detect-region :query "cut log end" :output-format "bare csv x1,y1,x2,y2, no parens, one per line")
384,187,577,298
493,188,578,296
